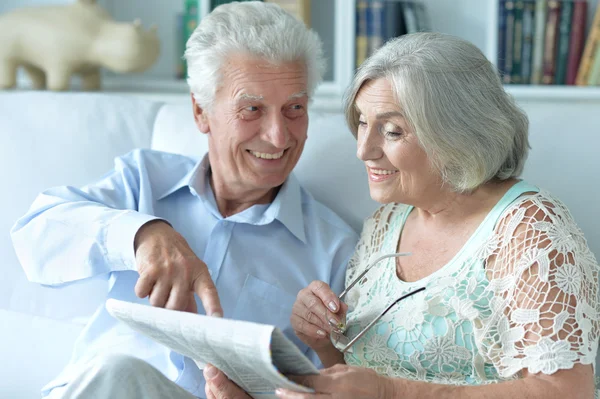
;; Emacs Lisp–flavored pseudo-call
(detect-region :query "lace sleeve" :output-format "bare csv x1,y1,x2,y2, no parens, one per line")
481,192,600,378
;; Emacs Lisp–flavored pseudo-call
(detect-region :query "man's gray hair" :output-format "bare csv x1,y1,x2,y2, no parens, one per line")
185,1,326,110
344,32,530,193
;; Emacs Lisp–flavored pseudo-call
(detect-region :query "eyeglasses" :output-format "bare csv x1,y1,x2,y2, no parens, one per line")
328,252,426,353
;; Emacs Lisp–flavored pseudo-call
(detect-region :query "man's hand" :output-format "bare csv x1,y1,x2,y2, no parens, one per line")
133,220,222,316
204,364,252,399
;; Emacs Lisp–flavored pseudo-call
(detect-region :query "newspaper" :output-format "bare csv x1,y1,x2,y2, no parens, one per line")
105,299,318,399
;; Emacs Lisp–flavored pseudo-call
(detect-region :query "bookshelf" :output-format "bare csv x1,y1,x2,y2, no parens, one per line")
4,0,600,108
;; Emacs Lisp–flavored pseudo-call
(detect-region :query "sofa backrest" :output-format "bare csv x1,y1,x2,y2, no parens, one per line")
0,92,161,320
151,104,380,233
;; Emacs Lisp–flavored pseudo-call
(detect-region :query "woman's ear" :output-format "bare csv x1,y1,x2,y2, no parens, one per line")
191,94,210,134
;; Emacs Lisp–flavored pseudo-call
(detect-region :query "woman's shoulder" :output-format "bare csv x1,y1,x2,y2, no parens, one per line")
493,187,595,262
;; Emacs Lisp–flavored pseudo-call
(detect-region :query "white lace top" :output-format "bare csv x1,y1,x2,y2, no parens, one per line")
343,181,600,387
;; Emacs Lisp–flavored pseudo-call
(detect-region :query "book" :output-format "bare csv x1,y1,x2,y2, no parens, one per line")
175,12,186,79
542,0,561,84
106,299,318,399
183,0,200,79
566,0,588,85
367,1,385,56
264,0,311,27
520,0,536,84
414,1,431,31
554,0,574,85
530,0,547,84
383,0,407,43
589,44,600,85
503,1,516,83
356,0,369,68
511,0,525,84
498,0,508,79
576,1,600,85
402,1,419,34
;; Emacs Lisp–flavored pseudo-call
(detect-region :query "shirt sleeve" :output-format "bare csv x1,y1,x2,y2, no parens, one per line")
10,150,162,286
482,193,600,377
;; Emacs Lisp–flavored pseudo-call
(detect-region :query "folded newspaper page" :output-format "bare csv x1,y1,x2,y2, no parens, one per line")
105,299,318,399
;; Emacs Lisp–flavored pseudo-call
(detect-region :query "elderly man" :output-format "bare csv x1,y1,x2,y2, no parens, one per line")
11,2,357,399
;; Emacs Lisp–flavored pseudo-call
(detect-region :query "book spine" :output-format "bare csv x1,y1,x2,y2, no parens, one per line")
554,0,574,85
511,0,524,83
402,2,418,34
503,1,516,84
531,0,547,84
367,1,385,56
183,0,200,78
498,0,508,80
566,0,588,85
383,0,406,42
589,47,600,85
575,1,600,85
541,0,560,84
414,2,429,31
520,0,535,84
355,0,369,68
176,12,185,80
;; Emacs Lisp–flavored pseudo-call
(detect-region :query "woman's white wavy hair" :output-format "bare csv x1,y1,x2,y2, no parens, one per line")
344,32,530,193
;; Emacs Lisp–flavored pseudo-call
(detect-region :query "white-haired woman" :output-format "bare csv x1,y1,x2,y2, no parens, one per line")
283,32,600,399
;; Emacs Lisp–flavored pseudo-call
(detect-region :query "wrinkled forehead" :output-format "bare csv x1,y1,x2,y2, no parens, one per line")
219,54,309,102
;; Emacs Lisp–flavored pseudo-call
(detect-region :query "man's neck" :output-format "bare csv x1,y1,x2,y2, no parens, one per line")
208,172,280,218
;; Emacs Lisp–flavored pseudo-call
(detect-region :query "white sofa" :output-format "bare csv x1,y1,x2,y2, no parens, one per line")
1,91,599,398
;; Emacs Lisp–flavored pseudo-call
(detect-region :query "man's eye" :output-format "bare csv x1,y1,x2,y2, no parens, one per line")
245,106,259,112
290,104,303,110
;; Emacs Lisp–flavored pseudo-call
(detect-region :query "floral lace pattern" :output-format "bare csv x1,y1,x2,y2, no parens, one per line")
344,189,600,386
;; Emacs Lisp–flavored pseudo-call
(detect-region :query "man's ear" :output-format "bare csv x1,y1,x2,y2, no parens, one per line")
191,94,210,134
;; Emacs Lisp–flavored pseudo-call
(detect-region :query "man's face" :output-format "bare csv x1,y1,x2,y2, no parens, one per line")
193,54,309,196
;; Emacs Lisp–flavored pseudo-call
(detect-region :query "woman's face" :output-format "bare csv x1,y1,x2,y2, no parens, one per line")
354,78,441,205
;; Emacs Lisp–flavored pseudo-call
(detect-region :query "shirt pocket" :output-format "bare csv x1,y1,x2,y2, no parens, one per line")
232,274,308,355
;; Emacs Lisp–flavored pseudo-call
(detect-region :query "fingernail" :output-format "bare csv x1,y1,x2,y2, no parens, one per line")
328,301,337,311
328,317,340,327
204,364,218,379
317,329,326,337
275,388,286,397
210,311,223,318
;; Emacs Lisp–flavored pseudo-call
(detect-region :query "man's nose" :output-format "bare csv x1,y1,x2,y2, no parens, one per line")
263,112,289,149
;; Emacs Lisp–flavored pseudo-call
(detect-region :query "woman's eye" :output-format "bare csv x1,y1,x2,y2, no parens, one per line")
385,130,404,139
358,120,367,126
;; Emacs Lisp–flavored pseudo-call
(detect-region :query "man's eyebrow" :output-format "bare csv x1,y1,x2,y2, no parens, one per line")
238,93,264,101
288,91,308,100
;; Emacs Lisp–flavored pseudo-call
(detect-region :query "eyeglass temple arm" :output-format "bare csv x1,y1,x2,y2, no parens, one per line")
340,286,426,354
338,252,412,300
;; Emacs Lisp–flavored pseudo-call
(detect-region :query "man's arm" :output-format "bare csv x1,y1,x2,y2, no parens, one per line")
11,152,158,286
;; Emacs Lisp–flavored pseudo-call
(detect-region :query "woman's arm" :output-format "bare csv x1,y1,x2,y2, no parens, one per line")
393,364,594,399
276,363,594,399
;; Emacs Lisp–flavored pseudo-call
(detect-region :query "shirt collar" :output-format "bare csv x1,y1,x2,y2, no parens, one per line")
157,154,307,243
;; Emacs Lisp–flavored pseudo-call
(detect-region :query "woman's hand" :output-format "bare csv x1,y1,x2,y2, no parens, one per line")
276,364,395,399
291,280,348,352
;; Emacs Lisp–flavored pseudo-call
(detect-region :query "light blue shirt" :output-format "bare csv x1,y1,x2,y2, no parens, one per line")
11,149,358,398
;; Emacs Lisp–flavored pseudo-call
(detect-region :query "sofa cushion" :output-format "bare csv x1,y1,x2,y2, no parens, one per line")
151,103,379,232
0,91,161,322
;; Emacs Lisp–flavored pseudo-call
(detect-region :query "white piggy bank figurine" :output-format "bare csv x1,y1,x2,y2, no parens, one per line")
0,0,160,91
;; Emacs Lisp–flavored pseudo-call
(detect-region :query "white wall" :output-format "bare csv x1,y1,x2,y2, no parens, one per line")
519,99,600,260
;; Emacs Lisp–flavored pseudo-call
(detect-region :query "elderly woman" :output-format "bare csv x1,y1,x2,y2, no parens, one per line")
281,32,600,399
